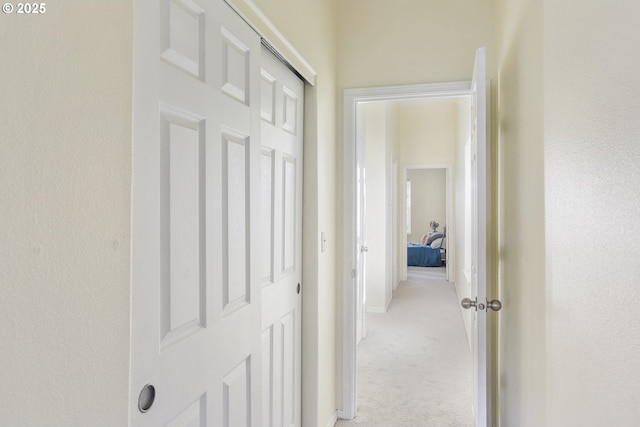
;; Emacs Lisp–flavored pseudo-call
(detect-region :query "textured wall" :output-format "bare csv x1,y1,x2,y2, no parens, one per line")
0,1,133,426
544,0,640,425
336,0,496,89
496,0,640,425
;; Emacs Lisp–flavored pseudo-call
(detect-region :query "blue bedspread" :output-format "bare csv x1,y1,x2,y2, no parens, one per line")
407,243,443,267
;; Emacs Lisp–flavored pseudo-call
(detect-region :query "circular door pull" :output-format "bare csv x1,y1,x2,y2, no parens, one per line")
138,384,156,413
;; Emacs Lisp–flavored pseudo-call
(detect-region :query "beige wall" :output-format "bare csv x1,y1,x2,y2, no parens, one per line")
407,169,446,243
497,0,640,426
398,99,459,167
336,0,496,89
543,0,640,425
0,1,132,426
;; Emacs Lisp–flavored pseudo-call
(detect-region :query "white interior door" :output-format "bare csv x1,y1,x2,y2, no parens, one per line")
259,45,304,427
355,131,367,346
131,0,264,425
465,46,494,427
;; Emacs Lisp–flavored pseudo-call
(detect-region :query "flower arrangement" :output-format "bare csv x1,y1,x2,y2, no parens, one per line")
430,220,439,232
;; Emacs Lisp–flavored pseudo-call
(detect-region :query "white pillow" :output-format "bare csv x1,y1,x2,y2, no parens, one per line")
430,237,443,249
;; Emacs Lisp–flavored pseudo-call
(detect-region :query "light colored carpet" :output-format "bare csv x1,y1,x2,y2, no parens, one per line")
335,267,473,427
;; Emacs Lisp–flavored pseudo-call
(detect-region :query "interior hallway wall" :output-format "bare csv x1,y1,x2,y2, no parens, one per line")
336,0,496,89
496,0,640,426
398,99,458,166
0,1,133,425
543,0,640,425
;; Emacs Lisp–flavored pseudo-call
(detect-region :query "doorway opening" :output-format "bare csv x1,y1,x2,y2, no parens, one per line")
403,164,454,283
341,82,476,422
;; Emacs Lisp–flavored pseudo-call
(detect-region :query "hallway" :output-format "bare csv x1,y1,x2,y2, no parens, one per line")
336,267,473,427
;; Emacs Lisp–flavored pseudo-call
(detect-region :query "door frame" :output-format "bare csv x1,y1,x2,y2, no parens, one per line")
341,81,472,420
402,164,454,282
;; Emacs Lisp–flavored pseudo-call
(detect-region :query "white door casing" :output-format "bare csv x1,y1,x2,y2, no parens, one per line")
259,45,304,427
401,164,453,283
341,54,492,422
342,83,470,420
131,1,302,426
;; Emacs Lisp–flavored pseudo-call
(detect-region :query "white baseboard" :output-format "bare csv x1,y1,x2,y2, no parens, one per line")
367,296,393,313
325,410,338,427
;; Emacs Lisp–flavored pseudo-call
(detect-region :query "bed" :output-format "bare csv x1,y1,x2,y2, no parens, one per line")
407,243,443,267
407,231,446,267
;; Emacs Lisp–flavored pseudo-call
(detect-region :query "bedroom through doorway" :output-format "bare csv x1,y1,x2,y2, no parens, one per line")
404,165,452,282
